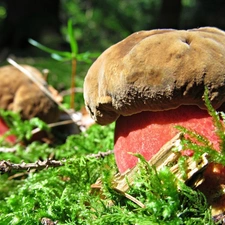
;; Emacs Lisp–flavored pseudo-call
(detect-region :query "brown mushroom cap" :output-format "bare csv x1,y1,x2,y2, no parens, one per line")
0,65,60,123
84,27,225,125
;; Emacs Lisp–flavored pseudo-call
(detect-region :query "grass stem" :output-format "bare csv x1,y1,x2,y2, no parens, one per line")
70,58,77,110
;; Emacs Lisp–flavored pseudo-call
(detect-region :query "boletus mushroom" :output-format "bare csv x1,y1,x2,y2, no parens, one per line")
0,65,60,124
0,65,61,142
84,27,225,175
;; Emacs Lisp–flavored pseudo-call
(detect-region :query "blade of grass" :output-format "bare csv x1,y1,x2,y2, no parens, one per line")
28,38,71,58
51,53,71,62
67,19,78,109
70,59,77,110
77,52,100,63
67,19,78,57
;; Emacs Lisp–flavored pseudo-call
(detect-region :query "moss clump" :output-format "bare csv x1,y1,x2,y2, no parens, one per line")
1,88,225,224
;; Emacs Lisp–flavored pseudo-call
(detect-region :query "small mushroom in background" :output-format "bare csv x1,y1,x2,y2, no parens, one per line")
0,65,60,123
0,65,61,142
84,27,225,214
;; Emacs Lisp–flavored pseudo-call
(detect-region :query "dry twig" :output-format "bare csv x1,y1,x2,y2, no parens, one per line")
87,150,114,158
0,159,64,174
0,149,114,174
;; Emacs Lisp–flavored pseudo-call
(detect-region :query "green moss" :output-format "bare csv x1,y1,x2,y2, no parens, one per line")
175,88,225,167
1,88,224,224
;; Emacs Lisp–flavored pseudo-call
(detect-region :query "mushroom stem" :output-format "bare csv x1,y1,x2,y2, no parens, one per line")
114,105,220,173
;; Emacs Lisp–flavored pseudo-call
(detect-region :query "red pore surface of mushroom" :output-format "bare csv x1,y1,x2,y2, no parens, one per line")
0,118,16,143
114,105,220,174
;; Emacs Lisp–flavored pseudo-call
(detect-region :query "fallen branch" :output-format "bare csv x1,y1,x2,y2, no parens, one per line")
87,150,114,158
0,150,114,174
0,159,64,174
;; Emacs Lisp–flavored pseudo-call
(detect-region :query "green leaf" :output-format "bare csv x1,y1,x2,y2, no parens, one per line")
67,19,78,57
51,53,72,61
28,38,71,58
29,118,50,132
77,52,100,63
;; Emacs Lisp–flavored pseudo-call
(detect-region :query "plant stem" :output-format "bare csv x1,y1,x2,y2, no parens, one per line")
70,58,77,109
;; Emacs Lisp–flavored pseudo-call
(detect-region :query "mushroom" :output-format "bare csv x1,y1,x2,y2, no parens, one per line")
0,65,60,124
84,27,225,174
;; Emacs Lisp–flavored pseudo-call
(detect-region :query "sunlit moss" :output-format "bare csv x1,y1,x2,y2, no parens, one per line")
0,88,223,224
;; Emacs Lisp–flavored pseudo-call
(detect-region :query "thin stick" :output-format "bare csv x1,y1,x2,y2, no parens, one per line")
0,159,64,174
87,150,114,158
60,87,83,97
7,58,57,104
119,190,145,208
31,120,75,135
0,150,114,174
